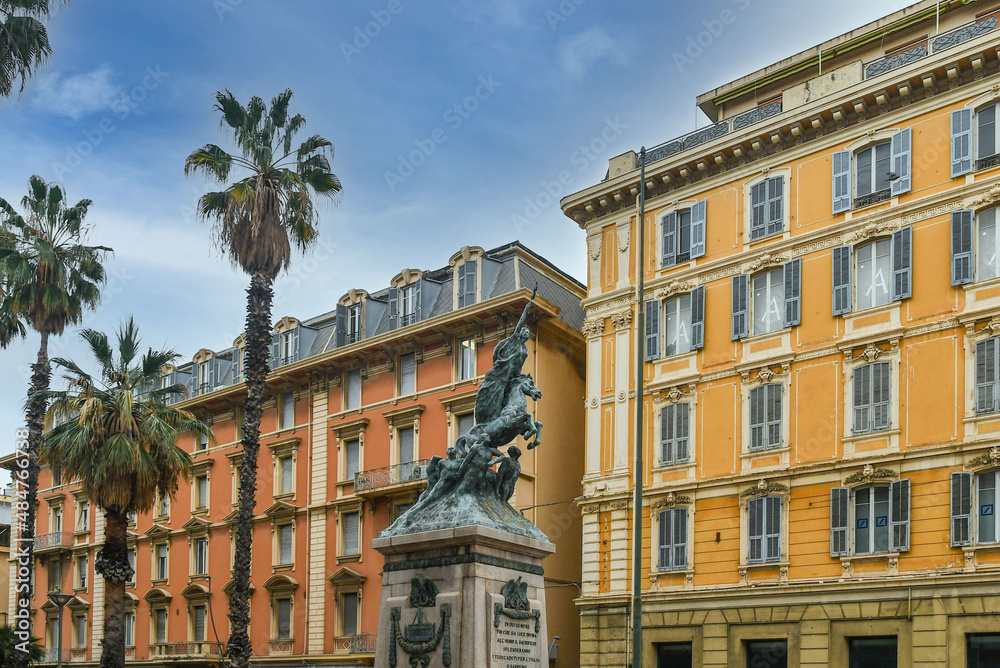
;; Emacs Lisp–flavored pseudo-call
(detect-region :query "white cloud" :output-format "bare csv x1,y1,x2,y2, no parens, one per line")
30,64,122,120
558,27,628,79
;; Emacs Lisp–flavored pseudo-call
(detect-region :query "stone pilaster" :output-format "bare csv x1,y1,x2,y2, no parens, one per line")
307,381,329,653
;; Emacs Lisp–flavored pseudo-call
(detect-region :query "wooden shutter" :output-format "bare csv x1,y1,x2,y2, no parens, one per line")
832,246,853,315
892,227,912,301
952,109,974,177
662,212,678,267
890,128,912,196
690,200,707,258
750,182,767,240
853,364,872,433
766,177,784,236
387,287,399,330
748,497,764,563
413,280,424,322
279,524,293,561
783,259,802,327
673,509,687,569
832,150,853,213
343,512,360,554
335,304,348,347
765,496,781,562
691,285,705,350
731,275,749,340
464,260,477,307
749,386,765,452
766,383,782,449
951,472,973,547
660,406,674,465
890,478,910,553
645,300,660,361
952,210,974,286
830,487,850,556
658,509,672,570
676,404,690,463
976,338,999,414
399,427,414,464
281,457,293,493
269,333,280,369
872,362,891,432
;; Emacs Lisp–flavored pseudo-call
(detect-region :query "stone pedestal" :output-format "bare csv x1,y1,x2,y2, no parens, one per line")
373,525,554,668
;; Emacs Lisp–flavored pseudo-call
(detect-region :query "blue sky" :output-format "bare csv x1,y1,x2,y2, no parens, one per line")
0,0,901,453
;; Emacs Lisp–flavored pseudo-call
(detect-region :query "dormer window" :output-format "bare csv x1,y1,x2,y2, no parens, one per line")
347,305,362,344
280,330,299,366
457,260,478,308
400,285,418,326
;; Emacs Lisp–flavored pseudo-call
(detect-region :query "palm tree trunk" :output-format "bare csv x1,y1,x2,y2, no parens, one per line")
96,508,130,668
227,272,273,668
13,331,49,668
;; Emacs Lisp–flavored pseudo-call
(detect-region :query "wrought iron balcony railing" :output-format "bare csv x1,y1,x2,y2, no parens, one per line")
35,532,73,550
354,460,430,493
39,648,70,663
349,633,376,654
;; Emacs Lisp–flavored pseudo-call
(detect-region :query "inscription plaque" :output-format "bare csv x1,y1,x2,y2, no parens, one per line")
489,594,542,667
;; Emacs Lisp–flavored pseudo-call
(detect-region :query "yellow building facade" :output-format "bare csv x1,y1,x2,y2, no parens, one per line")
563,2,1000,666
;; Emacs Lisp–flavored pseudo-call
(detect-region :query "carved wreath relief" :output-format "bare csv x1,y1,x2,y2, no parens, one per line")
389,574,451,668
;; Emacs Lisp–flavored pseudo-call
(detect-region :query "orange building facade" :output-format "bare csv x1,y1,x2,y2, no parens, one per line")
16,242,585,666
562,2,1000,666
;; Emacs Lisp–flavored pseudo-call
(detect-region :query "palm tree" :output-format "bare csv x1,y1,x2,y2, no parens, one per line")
37,319,210,668
0,624,43,667
184,89,341,668
0,176,109,668
1,0,71,99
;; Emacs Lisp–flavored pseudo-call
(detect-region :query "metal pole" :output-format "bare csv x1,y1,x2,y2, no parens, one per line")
56,604,63,668
630,147,647,667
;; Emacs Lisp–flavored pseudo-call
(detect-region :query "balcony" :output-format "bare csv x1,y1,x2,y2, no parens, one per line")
349,633,376,654
354,460,429,496
39,649,70,663
34,532,73,554
149,642,223,657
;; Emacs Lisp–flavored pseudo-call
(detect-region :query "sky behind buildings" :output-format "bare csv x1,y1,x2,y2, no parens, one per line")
0,0,905,452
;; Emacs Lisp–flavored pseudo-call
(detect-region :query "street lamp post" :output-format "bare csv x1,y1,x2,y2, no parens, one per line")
46,591,72,668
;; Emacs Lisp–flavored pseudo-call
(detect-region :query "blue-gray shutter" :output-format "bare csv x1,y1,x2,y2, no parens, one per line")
832,150,852,213
976,338,998,414
832,246,852,315
765,496,781,562
872,361,891,432
414,280,424,322
748,497,764,563
673,509,687,569
690,200,707,259
749,386,765,452
691,285,705,350
731,275,749,340
644,300,660,361
892,227,912,301
890,478,910,553
658,509,671,569
951,471,973,547
766,178,784,236
660,406,674,465
951,210,974,286
675,405,689,463
952,109,974,177
853,363,872,434
890,128,912,196
830,487,850,557
269,333,280,369
783,259,801,327
662,212,677,267
335,304,348,347
750,182,767,240
459,260,477,308
387,287,399,330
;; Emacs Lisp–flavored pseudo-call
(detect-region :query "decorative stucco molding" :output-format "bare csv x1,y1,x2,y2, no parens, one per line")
740,479,789,499
844,464,897,486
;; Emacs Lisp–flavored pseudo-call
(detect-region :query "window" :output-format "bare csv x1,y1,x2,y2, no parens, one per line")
78,501,89,532
47,559,62,592
830,480,910,557
661,200,706,266
341,511,360,556
400,284,418,326
657,642,692,668
752,267,785,336
52,466,62,487
855,141,892,201
195,475,208,510
198,361,216,394
856,239,892,310
953,208,1000,285
197,429,208,452
77,554,88,589
953,471,1000,546
235,404,244,441
154,608,168,644
280,329,299,365
657,508,687,571
341,592,359,635
834,130,912,212
156,543,168,580
277,455,294,495
127,549,136,585
664,294,693,356
975,337,1000,415
346,370,361,410
659,404,690,466
280,390,294,430
745,640,787,668
347,304,362,344
749,176,784,240
194,537,208,575
978,102,1000,167
398,426,415,468
747,496,781,564
344,439,360,480
457,413,475,438
646,287,706,359
458,338,476,380
731,261,800,340
157,493,169,519
233,348,243,383
848,637,897,668
192,604,207,642
968,634,1000,667
74,614,87,649
457,260,477,308
749,384,782,452
276,598,292,639
399,352,416,396
53,507,62,533
852,362,891,434
124,611,135,647
278,524,294,565
832,229,912,315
